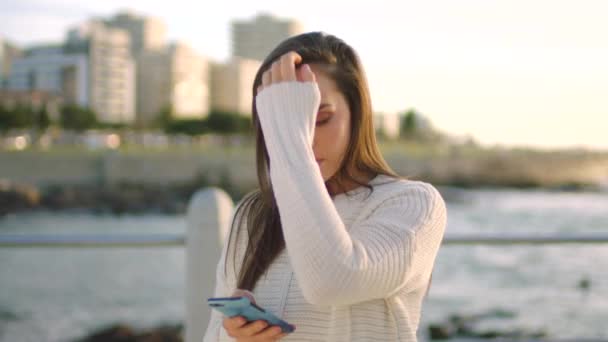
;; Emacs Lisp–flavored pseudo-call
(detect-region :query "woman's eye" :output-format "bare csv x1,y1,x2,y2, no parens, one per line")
316,113,333,126
316,118,331,126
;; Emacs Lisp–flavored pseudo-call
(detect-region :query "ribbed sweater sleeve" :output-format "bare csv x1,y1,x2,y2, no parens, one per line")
255,82,446,306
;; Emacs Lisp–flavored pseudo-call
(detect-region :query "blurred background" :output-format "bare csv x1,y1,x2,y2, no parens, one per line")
1,0,607,341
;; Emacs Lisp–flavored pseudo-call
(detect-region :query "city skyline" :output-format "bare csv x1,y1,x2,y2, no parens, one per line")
1,0,607,151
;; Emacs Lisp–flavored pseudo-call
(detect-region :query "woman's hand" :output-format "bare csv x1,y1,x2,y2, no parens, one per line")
221,289,288,341
254,51,322,161
223,316,287,341
256,51,316,94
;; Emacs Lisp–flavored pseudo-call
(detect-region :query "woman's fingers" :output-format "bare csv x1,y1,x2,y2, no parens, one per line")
223,316,288,340
258,51,313,94
298,64,315,83
240,319,270,337
280,52,301,82
223,315,247,332
270,61,282,83
224,319,269,338
255,325,288,340
231,289,256,303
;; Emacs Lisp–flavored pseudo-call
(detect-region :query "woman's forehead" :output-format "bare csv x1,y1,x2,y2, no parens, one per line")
306,64,345,107
312,70,339,97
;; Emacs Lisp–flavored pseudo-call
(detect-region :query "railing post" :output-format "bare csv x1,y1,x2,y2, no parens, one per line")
185,187,234,342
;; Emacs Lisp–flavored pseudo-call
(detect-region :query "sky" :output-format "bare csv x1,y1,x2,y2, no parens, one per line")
1,0,607,151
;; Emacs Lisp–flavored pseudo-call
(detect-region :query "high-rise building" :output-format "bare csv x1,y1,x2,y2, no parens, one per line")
210,57,261,115
137,42,209,124
105,11,208,125
104,11,166,56
8,45,89,107
0,36,23,88
231,13,304,61
65,20,135,124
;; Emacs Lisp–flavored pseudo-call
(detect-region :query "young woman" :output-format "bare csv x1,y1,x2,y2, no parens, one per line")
203,32,447,342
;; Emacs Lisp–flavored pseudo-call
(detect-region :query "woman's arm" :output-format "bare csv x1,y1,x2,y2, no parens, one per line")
256,81,447,306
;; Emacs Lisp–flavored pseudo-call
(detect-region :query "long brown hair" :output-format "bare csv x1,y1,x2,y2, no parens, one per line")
223,32,406,292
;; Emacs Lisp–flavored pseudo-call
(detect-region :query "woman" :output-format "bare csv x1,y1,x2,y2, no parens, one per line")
203,31,447,341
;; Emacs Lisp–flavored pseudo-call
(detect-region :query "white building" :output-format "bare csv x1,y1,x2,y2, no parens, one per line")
231,13,304,61
137,41,209,124
65,20,136,124
104,10,167,56
0,36,23,88
210,57,261,115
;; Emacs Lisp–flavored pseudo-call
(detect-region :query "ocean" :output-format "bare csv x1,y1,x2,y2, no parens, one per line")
0,187,607,341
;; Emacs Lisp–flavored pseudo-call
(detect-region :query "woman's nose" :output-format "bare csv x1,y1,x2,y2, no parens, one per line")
312,131,320,149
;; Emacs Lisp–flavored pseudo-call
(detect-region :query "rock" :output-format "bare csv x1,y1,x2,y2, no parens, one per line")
136,323,183,342
75,322,183,342
578,276,591,291
0,179,41,216
427,308,547,340
428,322,456,339
76,323,136,342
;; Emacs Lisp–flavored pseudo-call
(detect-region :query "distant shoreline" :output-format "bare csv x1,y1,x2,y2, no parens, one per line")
1,143,607,216
1,178,605,217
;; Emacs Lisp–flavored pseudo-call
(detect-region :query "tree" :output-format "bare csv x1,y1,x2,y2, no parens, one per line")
36,106,51,131
6,104,36,128
400,109,418,138
398,108,444,143
154,106,253,136
60,104,97,131
0,103,55,132
154,104,173,129
165,118,208,135
206,110,251,134
0,104,10,132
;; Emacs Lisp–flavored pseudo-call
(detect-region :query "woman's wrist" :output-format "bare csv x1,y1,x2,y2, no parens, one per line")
255,81,321,170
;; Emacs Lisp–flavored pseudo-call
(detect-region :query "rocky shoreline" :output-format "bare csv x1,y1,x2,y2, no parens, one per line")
0,174,605,217
70,307,554,341
1,144,607,217
73,322,183,342
0,173,248,217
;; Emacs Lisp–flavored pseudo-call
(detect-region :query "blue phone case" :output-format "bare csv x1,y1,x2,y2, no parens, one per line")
208,296,295,334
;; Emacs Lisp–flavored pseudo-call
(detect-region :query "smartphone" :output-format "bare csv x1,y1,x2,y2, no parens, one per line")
207,296,296,334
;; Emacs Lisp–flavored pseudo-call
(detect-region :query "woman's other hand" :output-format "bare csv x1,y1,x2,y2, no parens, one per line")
222,289,288,341
223,315,288,341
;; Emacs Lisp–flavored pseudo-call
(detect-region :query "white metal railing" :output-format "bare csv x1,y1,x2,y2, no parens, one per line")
0,233,185,247
0,187,235,342
3,233,608,248
1,187,607,342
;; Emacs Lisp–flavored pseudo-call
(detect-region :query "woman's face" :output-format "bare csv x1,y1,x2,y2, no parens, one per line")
308,64,352,182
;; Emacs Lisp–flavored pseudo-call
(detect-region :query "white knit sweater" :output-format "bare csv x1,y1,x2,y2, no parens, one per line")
203,82,447,341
